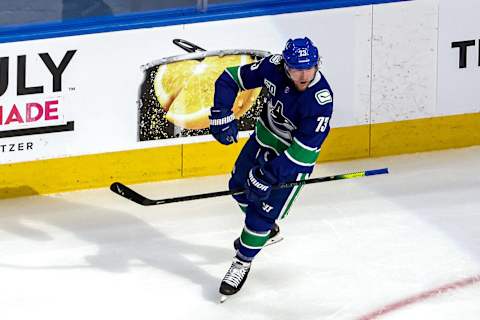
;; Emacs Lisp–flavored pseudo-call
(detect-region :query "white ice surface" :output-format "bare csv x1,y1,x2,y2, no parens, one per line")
1,146,480,320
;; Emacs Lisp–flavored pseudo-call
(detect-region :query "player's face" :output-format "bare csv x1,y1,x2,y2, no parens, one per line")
286,66,317,91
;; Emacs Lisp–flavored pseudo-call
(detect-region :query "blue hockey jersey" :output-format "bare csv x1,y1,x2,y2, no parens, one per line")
213,54,334,183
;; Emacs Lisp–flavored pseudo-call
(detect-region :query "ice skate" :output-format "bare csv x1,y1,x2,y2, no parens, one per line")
233,223,283,250
219,257,251,303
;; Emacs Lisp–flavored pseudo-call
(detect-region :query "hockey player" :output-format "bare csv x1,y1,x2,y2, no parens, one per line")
209,37,334,302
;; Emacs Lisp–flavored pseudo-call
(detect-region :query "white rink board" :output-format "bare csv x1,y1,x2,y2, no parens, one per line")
1,0,479,165
371,0,480,123
437,0,480,116
370,0,439,124
0,6,372,165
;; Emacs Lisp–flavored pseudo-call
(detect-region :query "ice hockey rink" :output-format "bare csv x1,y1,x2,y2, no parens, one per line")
1,146,479,320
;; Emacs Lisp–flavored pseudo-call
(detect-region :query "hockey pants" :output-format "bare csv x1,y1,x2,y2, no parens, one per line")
228,136,308,262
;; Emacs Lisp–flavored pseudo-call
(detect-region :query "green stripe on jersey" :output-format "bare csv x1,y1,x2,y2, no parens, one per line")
255,119,290,155
280,173,309,219
285,138,320,166
238,203,248,214
225,66,245,90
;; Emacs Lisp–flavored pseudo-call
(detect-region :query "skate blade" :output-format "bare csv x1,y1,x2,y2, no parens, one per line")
264,235,284,247
219,294,230,303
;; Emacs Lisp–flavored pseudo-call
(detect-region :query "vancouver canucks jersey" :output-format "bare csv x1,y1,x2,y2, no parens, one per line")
213,54,334,183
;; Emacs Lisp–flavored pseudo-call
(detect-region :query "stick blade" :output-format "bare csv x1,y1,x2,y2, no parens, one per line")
110,182,154,206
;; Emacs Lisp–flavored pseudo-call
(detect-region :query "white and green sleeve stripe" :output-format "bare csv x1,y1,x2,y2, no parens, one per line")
225,66,246,91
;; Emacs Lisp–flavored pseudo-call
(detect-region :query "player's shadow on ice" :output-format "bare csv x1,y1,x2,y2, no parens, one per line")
0,194,234,303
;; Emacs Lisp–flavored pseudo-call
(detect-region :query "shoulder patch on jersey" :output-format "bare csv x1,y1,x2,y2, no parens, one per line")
269,55,282,65
315,89,333,105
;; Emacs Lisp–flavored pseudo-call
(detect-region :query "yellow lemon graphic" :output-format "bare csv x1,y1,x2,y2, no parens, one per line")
154,60,199,111
163,55,261,129
233,87,261,119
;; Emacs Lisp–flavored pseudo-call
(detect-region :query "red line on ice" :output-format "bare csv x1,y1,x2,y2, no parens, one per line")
358,274,480,320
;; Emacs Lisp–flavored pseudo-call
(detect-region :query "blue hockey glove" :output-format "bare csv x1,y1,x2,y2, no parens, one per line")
209,108,238,145
245,166,277,203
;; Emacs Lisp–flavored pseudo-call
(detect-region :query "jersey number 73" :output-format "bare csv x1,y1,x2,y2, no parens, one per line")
315,117,330,132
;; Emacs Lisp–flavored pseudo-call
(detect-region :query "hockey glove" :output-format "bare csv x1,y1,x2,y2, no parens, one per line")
209,108,238,145
245,166,277,203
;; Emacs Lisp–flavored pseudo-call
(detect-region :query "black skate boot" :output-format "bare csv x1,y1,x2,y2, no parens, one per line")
219,257,251,303
233,223,282,250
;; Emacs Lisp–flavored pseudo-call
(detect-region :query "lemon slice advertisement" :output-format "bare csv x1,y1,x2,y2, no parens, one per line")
138,39,270,141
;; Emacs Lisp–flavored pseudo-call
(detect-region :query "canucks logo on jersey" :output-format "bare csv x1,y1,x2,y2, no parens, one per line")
266,99,297,142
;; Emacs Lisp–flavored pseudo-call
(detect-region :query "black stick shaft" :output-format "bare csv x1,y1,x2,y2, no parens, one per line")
110,168,388,206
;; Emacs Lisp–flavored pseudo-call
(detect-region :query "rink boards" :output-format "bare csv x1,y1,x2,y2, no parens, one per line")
0,0,479,198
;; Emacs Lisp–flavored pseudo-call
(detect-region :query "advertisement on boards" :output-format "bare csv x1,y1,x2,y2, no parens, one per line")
0,49,77,161
437,0,480,116
0,5,372,165
138,39,269,141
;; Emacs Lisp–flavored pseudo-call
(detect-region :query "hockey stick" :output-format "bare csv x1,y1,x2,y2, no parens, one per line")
110,168,388,206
